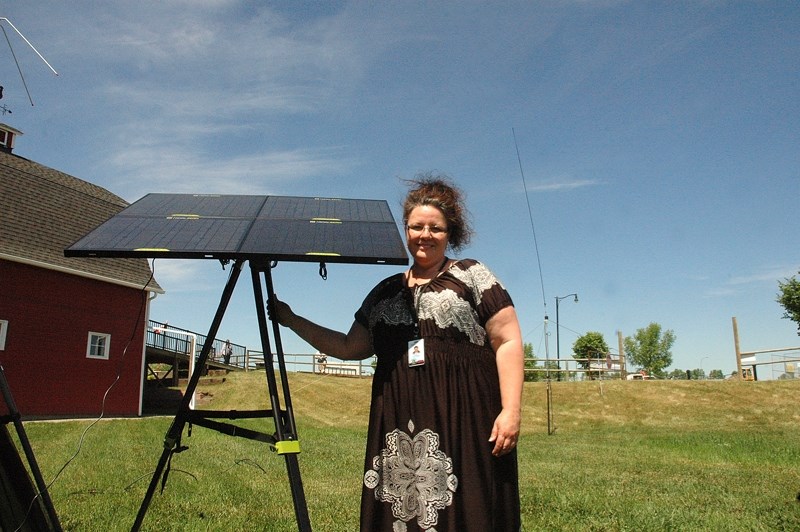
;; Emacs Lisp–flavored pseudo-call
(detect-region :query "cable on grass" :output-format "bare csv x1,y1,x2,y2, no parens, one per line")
233,458,268,474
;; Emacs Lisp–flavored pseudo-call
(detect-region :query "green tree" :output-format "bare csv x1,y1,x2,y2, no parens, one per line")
572,332,609,380
667,368,688,380
777,271,800,334
708,369,724,380
523,342,541,382
623,323,675,378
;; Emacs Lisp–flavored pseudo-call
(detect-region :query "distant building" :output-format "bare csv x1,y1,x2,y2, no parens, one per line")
0,123,162,418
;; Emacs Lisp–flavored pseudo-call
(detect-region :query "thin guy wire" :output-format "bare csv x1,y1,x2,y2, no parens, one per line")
512,127,547,311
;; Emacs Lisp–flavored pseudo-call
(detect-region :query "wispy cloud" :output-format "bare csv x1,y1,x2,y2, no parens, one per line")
728,266,798,286
106,144,356,199
527,177,605,192
703,265,797,299
150,260,217,293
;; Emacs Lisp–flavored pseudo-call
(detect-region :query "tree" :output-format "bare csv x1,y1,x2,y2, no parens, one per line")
777,271,800,334
708,369,724,380
623,322,675,378
572,332,609,380
523,342,541,382
667,368,687,380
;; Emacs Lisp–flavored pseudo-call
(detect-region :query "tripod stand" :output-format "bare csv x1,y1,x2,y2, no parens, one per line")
133,258,310,531
0,362,62,531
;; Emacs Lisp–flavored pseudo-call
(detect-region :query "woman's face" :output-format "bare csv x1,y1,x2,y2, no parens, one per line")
406,205,449,268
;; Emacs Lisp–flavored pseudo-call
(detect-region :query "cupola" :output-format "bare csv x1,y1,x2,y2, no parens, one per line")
0,123,23,152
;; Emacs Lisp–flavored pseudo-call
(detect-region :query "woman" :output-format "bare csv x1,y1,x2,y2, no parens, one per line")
273,175,524,531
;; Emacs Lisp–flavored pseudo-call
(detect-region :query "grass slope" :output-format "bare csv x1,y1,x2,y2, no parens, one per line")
13,372,800,531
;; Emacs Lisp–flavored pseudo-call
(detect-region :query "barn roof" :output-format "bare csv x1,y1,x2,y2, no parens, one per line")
0,137,162,293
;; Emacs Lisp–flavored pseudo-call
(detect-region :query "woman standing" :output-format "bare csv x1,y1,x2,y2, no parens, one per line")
273,174,524,531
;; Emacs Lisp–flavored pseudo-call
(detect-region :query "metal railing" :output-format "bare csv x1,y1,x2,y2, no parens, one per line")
245,351,375,376
147,320,248,368
146,320,375,376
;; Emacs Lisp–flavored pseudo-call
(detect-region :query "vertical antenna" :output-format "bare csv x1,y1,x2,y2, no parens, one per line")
512,127,547,310
513,127,557,435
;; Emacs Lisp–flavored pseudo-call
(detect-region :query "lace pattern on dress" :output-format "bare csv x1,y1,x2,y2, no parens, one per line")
368,290,413,330
449,261,502,308
364,419,458,531
418,289,485,346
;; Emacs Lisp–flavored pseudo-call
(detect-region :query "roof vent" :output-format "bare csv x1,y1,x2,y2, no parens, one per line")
0,123,23,152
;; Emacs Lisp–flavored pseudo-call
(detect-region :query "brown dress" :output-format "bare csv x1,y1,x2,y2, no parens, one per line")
355,259,520,531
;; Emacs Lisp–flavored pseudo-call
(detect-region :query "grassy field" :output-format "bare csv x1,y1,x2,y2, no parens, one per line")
12,372,800,531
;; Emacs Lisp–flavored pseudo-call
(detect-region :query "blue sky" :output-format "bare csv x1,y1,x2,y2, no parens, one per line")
4,1,799,377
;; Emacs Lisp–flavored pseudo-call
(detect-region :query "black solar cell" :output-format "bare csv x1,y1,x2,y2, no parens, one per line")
65,193,408,265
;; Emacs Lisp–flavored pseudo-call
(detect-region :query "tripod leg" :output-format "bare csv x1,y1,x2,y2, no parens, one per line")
0,364,62,531
252,262,312,532
132,259,244,531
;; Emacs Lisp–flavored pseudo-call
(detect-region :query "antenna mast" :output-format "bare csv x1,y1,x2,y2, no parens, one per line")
512,127,557,435
0,17,58,107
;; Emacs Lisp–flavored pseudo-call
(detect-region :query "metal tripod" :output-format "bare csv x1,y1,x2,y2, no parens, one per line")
0,362,62,531
132,258,311,531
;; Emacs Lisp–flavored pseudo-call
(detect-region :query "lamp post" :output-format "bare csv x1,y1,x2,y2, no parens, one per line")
700,356,709,380
555,293,578,381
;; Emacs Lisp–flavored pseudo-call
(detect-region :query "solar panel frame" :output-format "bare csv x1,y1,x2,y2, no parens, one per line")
65,193,409,265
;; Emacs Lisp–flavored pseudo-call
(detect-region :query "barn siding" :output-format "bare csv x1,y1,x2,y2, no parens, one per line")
0,259,146,417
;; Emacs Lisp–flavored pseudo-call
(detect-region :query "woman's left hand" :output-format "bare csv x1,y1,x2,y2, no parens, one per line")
489,407,521,457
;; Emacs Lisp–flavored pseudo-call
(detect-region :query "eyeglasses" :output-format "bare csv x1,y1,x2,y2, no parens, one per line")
406,224,448,236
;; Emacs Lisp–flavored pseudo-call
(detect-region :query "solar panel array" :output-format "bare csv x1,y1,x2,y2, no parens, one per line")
65,193,409,265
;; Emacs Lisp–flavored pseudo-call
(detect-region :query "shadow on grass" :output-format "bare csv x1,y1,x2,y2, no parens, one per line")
141,383,184,416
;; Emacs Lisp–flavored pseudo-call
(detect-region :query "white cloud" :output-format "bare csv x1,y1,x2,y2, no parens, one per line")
105,144,356,199
527,177,605,192
703,265,797,299
728,265,798,286
150,260,215,293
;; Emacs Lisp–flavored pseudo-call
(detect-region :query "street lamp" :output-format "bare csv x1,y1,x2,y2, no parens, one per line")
700,356,709,379
555,293,578,381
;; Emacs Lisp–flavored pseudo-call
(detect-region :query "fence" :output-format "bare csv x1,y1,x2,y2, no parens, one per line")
147,320,247,368
732,316,800,381
524,355,625,381
147,319,374,377
245,351,374,377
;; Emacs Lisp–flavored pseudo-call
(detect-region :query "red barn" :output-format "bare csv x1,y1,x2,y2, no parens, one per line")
0,124,162,418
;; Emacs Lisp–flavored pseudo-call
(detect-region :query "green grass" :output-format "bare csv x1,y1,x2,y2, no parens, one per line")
13,373,800,531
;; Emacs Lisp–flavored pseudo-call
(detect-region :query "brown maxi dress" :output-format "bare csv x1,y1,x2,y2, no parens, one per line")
355,259,520,531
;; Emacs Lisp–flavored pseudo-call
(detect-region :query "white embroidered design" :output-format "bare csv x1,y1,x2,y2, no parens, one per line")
365,422,458,530
449,262,501,307
369,290,413,329
418,289,486,346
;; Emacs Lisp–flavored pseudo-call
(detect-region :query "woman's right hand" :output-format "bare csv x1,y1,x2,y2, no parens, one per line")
269,296,294,327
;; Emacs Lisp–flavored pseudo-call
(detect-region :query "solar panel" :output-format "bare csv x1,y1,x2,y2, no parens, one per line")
65,193,409,265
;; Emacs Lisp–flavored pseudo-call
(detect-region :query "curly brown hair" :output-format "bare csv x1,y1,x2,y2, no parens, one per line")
402,172,473,252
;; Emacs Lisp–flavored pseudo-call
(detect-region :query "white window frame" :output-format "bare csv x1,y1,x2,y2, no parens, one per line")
0,320,8,350
86,332,111,360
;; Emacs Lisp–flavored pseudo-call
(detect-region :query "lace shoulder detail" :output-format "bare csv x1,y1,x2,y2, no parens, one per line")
449,260,503,307
355,273,412,329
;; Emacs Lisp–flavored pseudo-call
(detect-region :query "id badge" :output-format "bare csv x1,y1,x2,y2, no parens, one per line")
408,338,425,367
